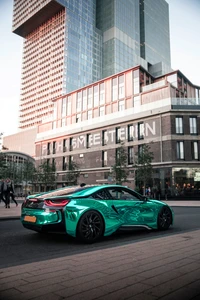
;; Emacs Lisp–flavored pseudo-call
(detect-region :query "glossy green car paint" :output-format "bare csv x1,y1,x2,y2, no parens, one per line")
21,185,174,242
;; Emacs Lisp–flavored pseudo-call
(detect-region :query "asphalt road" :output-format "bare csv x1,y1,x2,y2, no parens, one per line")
1,207,200,269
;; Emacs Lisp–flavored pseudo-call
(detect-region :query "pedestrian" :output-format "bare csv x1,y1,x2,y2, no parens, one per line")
2,179,9,208
7,179,18,207
0,178,6,205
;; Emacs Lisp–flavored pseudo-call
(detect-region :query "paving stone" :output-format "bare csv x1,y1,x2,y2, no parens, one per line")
155,286,200,300
1,229,200,300
0,288,22,300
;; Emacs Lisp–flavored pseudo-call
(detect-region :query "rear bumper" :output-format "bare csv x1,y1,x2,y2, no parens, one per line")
21,207,66,233
22,221,66,233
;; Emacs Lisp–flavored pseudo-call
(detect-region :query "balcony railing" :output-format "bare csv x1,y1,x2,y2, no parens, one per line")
171,98,200,106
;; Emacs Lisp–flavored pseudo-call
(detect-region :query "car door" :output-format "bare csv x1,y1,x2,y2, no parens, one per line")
110,187,156,226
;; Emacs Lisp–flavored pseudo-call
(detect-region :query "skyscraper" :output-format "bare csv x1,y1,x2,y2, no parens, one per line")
12,0,171,130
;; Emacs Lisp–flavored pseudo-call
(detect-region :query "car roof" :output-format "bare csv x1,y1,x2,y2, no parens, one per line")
35,184,125,199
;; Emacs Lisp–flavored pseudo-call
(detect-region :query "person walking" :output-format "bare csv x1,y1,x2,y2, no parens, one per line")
0,178,6,205
7,179,18,207
2,179,9,208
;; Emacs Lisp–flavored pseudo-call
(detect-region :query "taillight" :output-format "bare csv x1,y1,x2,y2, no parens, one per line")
44,198,70,207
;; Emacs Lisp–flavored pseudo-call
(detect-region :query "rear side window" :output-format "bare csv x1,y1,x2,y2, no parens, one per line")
92,189,112,200
108,188,141,201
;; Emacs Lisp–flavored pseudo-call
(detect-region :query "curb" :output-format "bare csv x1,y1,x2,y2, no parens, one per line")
0,216,20,221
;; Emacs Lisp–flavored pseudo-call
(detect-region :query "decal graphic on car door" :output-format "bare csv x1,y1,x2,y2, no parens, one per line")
109,187,155,226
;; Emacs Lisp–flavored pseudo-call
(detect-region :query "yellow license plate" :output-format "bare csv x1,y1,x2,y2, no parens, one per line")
24,216,36,223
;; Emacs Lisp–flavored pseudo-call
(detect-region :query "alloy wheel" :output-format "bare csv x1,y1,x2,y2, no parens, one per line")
77,210,104,243
158,206,172,230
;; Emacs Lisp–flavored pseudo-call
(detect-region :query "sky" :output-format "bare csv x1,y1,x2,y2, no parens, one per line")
0,0,200,137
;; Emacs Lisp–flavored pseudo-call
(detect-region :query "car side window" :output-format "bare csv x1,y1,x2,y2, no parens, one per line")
92,189,113,200
110,188,141,201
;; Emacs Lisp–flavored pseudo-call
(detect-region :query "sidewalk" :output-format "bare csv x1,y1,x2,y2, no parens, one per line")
0,200,22,220
1,228,200,299
1,200,200,221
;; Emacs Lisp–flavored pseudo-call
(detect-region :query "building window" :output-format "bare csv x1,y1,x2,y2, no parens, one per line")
53,141,56,154
86,134,91,148
100,82,105,105
63,139,67,152
119,75,124,99
47,158,50,166
93,85,99,107
69,155,73,170
112,77,118,101
83,90,87,110
134,96,140,107
52,121,56,130
47,142,51,155
189,117,197,134
52,158,56,169
116,127,121,144
88,87,93,108
62,98,66,117
76,113,81,123
77,92,82,112
67,96,72,116
128,124,134,141
128,146,134,165
133,69,140,94
62,156,67,171
175,117,183,134
138,144,144,157
102,130,107,146
99,106,105,116
138,122,144,140
119,100,125,111
61,118,66,127
116,148,121,161
102,150,107,167
69,137,73,151
177,141,184,160
192,141,198,160
87,110,92,120
53,102,57,121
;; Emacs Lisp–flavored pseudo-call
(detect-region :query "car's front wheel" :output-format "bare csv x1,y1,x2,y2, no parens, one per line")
157,206,172,230
77,210,104,243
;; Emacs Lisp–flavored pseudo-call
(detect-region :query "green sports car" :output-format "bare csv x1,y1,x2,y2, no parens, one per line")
21,184,174,243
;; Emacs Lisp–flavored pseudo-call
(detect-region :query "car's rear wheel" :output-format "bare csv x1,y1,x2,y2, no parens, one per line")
157,206,172,230
77,210,104,243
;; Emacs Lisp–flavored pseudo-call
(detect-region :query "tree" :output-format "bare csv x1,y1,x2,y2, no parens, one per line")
111,141,129,185
0,152,7,178
37,160,57,191
65,160,80,185
22,160,36,194
133,144,154,195
3,160,18,182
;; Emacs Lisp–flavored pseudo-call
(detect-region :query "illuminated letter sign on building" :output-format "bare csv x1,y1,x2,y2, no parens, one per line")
42,121,157,153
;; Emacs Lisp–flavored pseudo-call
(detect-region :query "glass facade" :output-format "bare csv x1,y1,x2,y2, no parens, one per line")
140,0,171,67
97,0,141,78
13,0,171,130
59,0,103,93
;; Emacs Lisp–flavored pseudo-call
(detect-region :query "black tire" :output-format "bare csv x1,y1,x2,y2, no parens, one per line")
77,210,104,243
157,206,172,230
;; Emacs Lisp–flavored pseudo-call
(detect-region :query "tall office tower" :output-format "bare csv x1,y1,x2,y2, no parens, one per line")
96,0,171,78
140,0,171,76
96,0,142,78
12,0,171,131
12,0,102,130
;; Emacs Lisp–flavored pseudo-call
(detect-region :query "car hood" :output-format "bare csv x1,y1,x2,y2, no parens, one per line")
148,199,169,206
